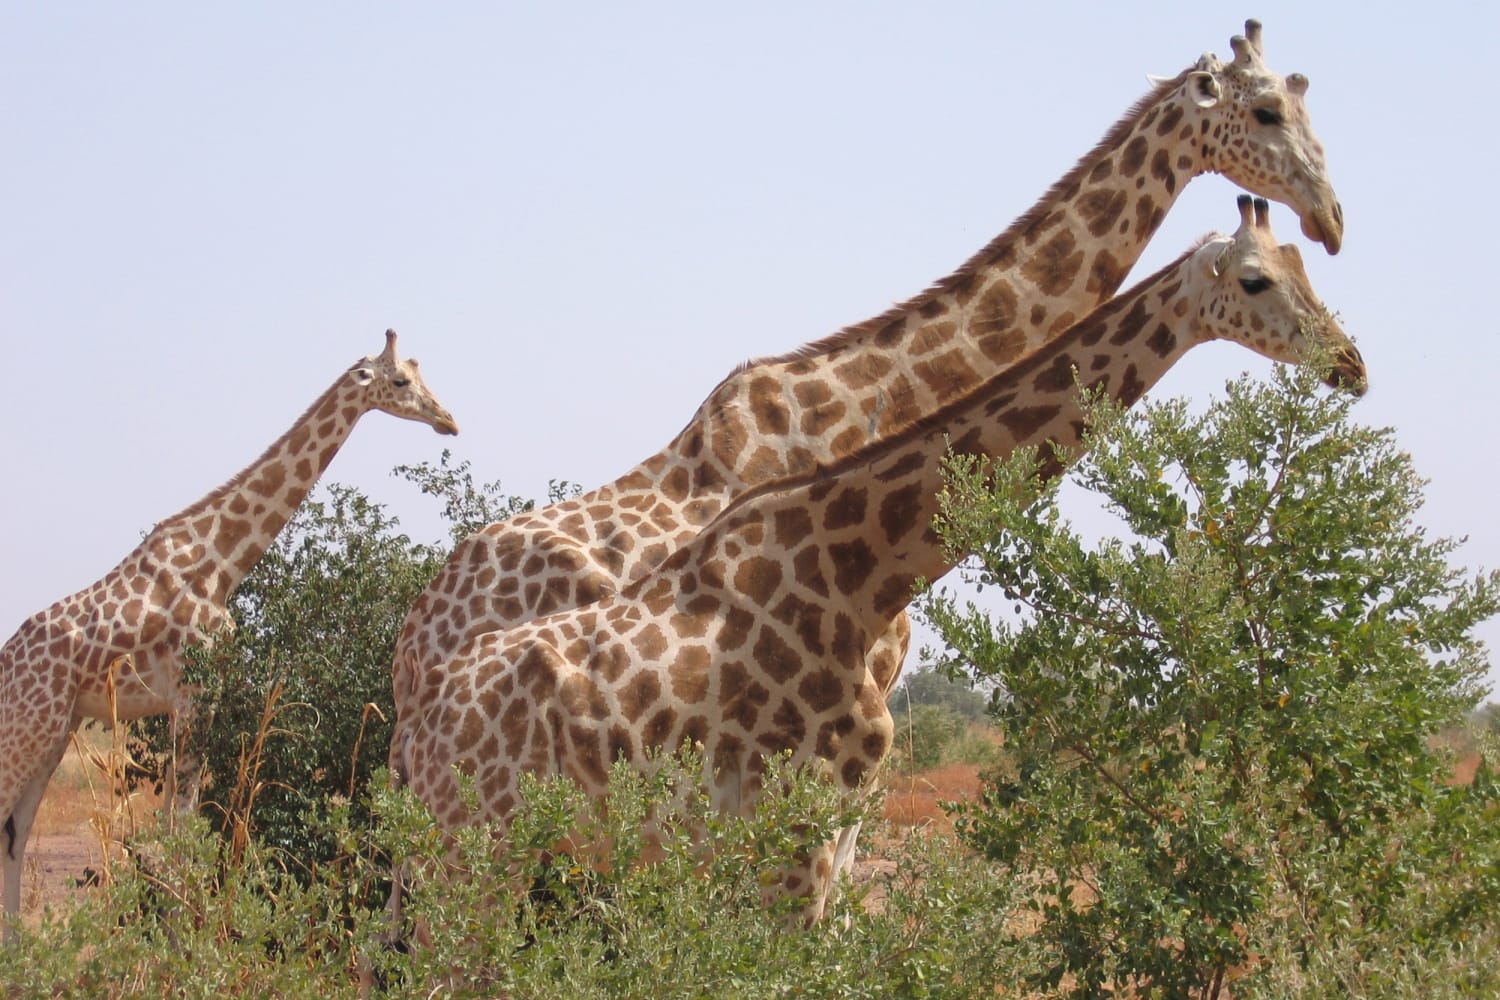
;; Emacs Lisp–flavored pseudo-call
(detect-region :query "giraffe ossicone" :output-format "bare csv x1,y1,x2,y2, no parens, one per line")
398,196,1365,923
0,330,457,935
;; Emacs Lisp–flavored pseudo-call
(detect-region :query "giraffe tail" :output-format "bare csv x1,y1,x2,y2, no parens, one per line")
4,816,14,860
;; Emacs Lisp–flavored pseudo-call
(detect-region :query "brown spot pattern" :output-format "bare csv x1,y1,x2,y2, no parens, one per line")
829,538,877,594
878,482,926,545
822,486,868,531
1077,187,1128,238
1021,230,1084,297
997,404,1063,441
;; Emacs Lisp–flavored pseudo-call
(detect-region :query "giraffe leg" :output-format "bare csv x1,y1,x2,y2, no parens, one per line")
826,820,864,892
772,838,840,927
820,612,912,907
2,728,73,939
164,688,206,819
868,611,913,701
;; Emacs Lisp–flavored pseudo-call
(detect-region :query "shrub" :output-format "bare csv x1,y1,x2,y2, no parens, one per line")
921,362,1500,998
2,755,1026,998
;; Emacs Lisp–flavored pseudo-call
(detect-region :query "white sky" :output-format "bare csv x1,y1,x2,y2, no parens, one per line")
5,4,1499,698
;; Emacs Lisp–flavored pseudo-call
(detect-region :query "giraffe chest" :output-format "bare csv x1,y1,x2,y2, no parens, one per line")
65,590,231,723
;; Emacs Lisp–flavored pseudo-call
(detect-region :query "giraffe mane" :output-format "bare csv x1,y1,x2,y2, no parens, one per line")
714,70,1192,385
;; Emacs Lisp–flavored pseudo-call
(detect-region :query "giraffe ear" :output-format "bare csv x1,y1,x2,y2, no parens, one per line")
1185,70,1222,109
1210,244,1236,279
1202,236,1234,279
352,367,375,386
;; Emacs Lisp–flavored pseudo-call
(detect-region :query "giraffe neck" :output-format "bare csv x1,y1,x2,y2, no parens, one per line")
701,246,1203,645
602,74,1208,528
141,376,367,604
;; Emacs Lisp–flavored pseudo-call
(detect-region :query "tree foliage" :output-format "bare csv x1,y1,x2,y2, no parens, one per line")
886,668,996,771
920,363,1500,998
888,667,990,723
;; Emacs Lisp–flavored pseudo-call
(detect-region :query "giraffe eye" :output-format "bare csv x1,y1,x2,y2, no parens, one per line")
393,378,411,388
1252,107,1284,126
1239,277,1272,295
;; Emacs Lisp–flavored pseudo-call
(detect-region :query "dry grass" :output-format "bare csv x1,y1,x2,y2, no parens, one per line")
21,725,161,926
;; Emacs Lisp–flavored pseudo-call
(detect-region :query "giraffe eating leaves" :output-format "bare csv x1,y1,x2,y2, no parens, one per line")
389,20,1346,800
398,196,1365,922
0,330,458,935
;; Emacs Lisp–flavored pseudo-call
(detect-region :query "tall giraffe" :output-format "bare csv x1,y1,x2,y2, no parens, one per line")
398,196,1365,923
0,331,458,932
390,20,1341,738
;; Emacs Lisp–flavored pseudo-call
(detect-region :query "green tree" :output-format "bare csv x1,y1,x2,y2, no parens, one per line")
920,363,1500,998
887,667,995,771
888,666,990,722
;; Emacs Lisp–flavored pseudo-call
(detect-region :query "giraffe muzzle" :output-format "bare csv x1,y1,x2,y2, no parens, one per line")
1322,343,1366,397
1301,199,1344,256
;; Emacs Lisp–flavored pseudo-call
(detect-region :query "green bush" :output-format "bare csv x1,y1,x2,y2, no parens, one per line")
921,362,1500,998
2,755,1025,999
887,667,1000,771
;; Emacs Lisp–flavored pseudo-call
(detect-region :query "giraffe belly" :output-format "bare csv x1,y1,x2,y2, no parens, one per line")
72,651,180,723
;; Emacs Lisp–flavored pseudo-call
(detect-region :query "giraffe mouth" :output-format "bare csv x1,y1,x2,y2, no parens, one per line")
1321,344,1367,397
1301,202,1344,256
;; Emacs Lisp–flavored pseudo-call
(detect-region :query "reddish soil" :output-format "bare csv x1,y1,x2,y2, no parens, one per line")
881,761,985,835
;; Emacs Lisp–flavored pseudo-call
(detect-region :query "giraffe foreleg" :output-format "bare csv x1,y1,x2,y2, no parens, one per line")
868,610,913,700
2,728,73,939
811,616,909,915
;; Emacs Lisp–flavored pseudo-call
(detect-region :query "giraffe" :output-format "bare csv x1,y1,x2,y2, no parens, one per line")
397,196,1365,925
389,18,1343,781
0,330,458,933
387,19,1342,894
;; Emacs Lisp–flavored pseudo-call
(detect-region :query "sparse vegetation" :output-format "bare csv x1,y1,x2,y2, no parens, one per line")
887,667,1001,772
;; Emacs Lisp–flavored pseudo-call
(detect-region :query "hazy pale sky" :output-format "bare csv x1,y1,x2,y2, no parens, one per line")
6,4,1499,696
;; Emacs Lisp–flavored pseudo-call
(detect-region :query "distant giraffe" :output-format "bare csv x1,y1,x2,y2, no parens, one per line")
0,331,458,934
398,197,1365,923
389,20,1344,809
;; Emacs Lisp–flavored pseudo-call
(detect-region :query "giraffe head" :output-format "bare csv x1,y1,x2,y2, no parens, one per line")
1188,195,1365,394
349,329,460,434
1165,19,1343,254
